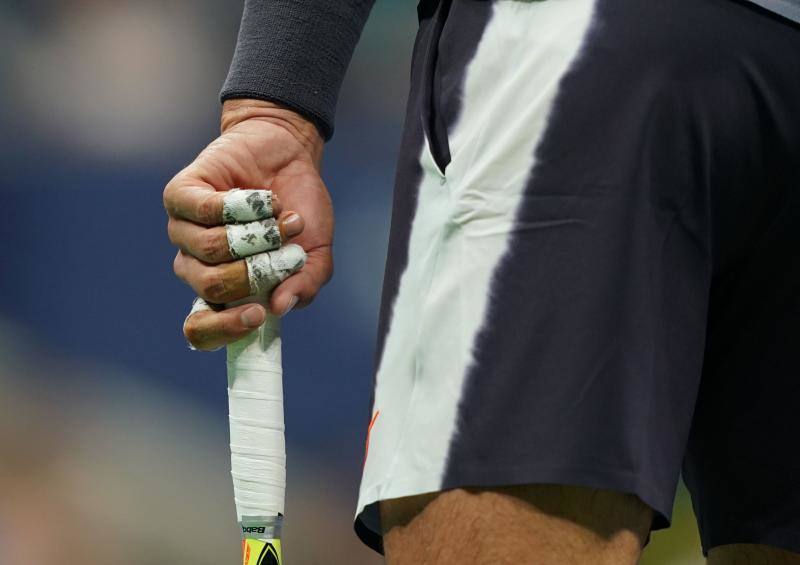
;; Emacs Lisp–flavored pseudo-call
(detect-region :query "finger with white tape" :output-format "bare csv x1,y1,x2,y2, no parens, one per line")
223,189,274,223
226,218,282,259
246,244,307,296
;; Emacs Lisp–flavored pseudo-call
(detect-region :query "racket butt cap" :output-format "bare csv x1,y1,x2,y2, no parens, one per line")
242,537,282,565
240,516,283,565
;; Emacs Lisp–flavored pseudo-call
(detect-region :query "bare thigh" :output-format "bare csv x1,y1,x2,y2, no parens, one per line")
708,544,800,565
381,484,653,565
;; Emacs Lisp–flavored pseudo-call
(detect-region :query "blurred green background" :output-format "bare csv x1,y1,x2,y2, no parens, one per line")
0,1,704,563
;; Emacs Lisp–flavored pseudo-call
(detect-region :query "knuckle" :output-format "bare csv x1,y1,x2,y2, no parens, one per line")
163,177,180,214
183,318,203,343
162,185,172,212
185,328,215,351
167,218,177,244
196,194,217,225
199,230,225,263
200,269,229,303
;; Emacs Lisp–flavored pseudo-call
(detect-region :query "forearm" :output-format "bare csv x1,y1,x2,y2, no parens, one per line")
221,0,376,140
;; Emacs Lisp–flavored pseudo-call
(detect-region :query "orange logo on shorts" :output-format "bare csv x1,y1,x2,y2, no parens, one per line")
363,410,380,468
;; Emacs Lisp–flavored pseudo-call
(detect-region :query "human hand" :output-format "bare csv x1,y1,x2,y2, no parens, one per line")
163,100,333,350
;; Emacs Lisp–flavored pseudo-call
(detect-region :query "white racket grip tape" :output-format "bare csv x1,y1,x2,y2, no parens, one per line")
225,243,306,520
227,315,287,518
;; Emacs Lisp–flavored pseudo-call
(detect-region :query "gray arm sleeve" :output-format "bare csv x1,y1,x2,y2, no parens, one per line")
221,0,376,140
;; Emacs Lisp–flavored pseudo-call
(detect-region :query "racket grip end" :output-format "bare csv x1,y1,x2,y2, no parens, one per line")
241,515,284,565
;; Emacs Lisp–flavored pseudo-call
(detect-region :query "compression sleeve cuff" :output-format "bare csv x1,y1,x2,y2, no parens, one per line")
221,0,376,140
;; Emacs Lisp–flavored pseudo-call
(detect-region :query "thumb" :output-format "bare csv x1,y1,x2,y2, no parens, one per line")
184,302,267,351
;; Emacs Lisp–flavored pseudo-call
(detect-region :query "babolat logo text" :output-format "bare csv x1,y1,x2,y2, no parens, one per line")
242,526,267,534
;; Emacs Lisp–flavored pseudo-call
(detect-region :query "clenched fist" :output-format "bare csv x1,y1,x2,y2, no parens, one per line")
163,99,333,350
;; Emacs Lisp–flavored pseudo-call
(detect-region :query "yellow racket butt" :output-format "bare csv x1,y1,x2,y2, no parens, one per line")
242,537,282,565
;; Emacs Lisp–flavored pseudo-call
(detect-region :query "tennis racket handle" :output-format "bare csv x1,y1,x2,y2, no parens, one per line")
227,306,287,518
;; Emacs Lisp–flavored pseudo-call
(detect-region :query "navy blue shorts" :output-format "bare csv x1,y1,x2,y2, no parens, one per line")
355,0,800,555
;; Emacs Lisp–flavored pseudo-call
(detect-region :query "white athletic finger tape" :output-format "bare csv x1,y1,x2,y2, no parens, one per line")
227,219,282,259
223,189,274,223
246,244,307,296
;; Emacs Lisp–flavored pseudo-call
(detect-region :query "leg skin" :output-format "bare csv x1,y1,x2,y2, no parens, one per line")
381,485,652,565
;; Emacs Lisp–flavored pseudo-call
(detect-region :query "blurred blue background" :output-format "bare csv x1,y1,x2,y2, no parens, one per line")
0,1,703,563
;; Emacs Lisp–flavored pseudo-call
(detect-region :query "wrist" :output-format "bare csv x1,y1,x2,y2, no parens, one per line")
221,99,324,166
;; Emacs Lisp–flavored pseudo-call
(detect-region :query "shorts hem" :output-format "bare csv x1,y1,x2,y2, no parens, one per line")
354,462,676,555
700,525,800,557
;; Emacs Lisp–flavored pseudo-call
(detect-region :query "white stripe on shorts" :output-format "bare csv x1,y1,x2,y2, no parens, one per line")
357,0,598,524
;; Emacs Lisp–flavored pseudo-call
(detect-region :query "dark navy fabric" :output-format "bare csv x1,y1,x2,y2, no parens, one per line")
221,0,800,140
362,0,800,556
747,0,800,21
221,0,375,139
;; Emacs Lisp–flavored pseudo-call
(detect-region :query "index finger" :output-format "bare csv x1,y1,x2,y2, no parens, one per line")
163,183,281,226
